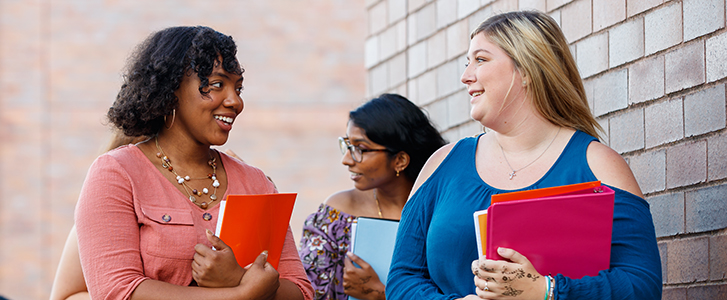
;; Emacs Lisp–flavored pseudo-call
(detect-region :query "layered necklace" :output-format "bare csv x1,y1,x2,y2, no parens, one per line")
155,136,220,209
498,127,561,180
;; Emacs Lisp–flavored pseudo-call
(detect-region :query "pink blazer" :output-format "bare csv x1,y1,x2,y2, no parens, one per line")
75,145,313,300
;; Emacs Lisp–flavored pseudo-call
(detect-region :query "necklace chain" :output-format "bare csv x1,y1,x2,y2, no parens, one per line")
498,127,561,180
155,136,220,209
373,189,383,218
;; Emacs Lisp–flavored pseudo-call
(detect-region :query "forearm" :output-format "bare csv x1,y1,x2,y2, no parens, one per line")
130,279,241,300
272,279,304,300
64,292,90,300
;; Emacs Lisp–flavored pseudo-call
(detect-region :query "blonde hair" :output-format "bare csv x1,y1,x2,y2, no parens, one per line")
471,10,603,139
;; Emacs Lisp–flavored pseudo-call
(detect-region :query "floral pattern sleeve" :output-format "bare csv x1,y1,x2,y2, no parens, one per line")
299,204,356,300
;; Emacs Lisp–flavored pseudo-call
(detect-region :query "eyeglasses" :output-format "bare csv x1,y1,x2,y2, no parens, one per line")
338,137,390,163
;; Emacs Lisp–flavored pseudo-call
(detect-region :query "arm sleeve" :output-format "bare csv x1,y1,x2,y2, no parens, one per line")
278,226,315,300
298,209,350,300
554,187,662,300
75,155,147,300
386,185,460,300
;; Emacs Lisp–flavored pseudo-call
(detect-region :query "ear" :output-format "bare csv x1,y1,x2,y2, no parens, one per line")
393,151,411,174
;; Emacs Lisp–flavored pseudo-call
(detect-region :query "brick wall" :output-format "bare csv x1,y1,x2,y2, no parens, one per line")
364,0,727,298
0,1,365,299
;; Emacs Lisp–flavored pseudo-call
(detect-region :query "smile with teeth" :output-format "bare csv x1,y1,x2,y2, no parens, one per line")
214,115,233,125
471,91,483,97
351,171,363,176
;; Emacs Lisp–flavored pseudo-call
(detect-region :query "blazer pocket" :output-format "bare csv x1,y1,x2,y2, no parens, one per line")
140,205,197,260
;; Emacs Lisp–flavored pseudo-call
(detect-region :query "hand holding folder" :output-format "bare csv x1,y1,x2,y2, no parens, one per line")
473,182,614,279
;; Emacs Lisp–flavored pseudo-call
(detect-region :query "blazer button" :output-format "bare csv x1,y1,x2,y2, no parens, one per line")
162,214,172,222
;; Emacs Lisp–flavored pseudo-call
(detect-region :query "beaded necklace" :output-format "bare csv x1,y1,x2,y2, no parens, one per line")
155,136,220,209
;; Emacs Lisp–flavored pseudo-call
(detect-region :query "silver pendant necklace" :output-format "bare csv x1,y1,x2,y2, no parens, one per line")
498,127,561,180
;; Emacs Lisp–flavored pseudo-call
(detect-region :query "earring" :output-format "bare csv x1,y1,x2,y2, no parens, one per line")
522,80,527,86
396,170,400,177
164,109,176,129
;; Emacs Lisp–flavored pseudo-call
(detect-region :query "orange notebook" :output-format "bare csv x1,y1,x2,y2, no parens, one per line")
214,193,297,269
473,181,601,258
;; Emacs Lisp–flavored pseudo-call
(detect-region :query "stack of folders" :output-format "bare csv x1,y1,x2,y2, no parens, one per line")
215,193,297,269
473,181,614,279
348,217,400,300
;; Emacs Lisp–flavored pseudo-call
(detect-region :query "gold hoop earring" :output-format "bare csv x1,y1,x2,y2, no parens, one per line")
164,109,176,129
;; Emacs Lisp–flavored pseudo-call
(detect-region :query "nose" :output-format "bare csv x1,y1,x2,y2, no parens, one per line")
341,148,355,166
461,63,475,85
223,88,244,114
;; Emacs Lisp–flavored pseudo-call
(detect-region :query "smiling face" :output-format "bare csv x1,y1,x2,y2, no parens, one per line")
461,33,527,130
173,59,244,146
341,122,396,191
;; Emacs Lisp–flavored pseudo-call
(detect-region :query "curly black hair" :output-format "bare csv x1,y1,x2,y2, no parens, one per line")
349,94,447,181
107,26,243,137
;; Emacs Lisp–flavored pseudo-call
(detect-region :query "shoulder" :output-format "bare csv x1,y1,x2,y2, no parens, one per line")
323,189,357,214
409,142,456,198
586,142,644,198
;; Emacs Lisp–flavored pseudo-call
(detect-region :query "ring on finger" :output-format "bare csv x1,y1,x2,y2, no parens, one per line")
484,280,489,292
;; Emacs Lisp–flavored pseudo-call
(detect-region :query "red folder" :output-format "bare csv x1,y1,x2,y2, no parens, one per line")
475,183,614,279
214,193,297,269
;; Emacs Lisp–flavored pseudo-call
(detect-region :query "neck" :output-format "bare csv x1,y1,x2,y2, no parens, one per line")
374,177,413,213
156,130,213,165
492,110,560,154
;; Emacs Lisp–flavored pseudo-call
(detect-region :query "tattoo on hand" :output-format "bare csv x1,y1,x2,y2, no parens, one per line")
485,276,497,283
501,286,524,297
359,276,371,284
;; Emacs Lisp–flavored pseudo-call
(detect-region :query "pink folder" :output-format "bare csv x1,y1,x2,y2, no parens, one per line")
485,185,614,279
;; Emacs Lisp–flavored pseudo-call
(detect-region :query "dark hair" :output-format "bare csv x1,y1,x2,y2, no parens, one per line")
107,26,243,136
349,94,447,181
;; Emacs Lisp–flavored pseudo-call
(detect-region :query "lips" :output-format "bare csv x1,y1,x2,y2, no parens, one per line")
214,115,234,125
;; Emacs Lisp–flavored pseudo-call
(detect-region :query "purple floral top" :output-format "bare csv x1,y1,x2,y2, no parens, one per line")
299,203,356,300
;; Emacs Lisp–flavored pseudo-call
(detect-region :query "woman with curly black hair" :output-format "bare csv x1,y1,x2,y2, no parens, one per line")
70,26,314,300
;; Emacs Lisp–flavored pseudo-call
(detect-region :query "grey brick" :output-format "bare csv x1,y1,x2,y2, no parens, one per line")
436,0,457,29
592,69,629,116
593,0,625,31
595,116,609,145
630,149,666,194
628,0,665,18
646,192,684,237
436,60,462,98
645,97,683,148
711,234,727,280
685,183,727,232
667,237,709,283
683,0,725,42
662,287,687,300
644,2,683,56
659,242,668,284
686,283,727,299
609,108,644,153
576,32,608,78
707,31,727,82
708,131,727,181
665,41,705,94
629,55,665,104
561,0,592,42
667,140,707,189
684,84,726,137
609,17,644,68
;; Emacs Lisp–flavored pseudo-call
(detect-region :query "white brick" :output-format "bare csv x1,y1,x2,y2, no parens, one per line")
592,69,628,116
425,99,449,130
409,0,428,13
583,78,595,112
549,9,561,28
427,31,447,68
609,17,644,68
629,55,665,104
379,26,398,61
447,89,471,127
389,53,407,88
370,62,389,96
645,98,684,148
707,31,727,82
436,60,462,98
396,20,407,52
458,0,480,19
408,41,427,77
576,32,608,78
684,0,725,42
596,116,609,145
389,0,407,24
437,0,458,29
665,41,705,94
629,149,667,194
417,4,437,40
519,0,546,11
561,0,592,42
417,71,437,105
490,0,519,12
628,0,663,17
408,13,418,45
644,1,683,55
546,0,573,11
610,108,645,153
684,84,727,137
447,19,469,60
468,6,494,33
369,1,388,35
593,0,626,31
408,78,418,103
365,36,379,68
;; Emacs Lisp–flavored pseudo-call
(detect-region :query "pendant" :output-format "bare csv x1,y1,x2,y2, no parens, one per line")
210,194,217,201
189,195,197,203
508,171,516,180
200,202,208,209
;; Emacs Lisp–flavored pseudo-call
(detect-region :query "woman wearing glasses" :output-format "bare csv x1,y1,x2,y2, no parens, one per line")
298,94,446,300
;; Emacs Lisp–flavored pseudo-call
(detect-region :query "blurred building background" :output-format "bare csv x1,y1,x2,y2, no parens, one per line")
1,0,726,299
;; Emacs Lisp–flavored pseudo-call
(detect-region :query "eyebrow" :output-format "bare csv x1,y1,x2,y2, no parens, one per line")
211,71,243,83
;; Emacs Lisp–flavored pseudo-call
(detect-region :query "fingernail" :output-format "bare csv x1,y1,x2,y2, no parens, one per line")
206,229,213,235
498,247,505,254
262,250,268,258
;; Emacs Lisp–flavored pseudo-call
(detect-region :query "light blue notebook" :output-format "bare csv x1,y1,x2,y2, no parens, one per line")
348,217,400,300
